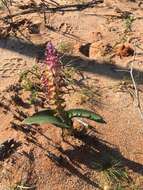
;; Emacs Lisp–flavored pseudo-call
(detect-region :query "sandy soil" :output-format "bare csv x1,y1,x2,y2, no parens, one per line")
0,0,143,189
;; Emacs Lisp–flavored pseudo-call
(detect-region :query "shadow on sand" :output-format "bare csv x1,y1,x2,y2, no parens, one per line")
1,37,143,84
9,122,143,188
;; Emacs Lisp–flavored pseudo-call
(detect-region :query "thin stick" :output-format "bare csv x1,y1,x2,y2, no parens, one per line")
17,185,36,189
75,118,89,128
129,43,143,121
113,69,130,73
114,43,143,123
1,0,13,22
1,0,103,20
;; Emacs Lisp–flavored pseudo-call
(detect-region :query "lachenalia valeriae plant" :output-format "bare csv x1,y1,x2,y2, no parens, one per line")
23,42,105,135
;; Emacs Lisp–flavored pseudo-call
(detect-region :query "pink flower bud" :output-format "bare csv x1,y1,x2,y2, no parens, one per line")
44,42,59,70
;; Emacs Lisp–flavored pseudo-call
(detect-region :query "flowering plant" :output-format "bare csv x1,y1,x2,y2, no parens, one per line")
24,42,105,134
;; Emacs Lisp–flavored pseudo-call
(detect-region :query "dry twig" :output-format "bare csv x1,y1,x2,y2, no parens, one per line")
114,42,143,124
129,43,143,122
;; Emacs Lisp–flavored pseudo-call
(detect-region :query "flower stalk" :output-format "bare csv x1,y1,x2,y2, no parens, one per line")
40,42,66,121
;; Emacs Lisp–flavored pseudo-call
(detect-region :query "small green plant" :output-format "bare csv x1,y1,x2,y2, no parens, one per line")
58,41,73,54
19,65,40,91
115,184,125,190
19,65,41,104
92,154,129,189
103,157,128,183
124,14,135,33
23,42,105,136
0,0,7,9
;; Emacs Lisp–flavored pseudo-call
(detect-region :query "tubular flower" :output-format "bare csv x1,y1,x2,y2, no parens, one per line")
40,42,65,117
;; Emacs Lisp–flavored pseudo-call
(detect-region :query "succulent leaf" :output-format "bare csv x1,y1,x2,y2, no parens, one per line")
23,110,71,129
66,109,106,123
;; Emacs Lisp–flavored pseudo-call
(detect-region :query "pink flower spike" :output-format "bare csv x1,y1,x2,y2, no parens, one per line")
44,42,59,70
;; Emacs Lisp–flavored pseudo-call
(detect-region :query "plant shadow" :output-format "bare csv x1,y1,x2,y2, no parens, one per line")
0,139,22,161
0,82,45,117
1,37,143,84
48,130,143,187
2,0,103,20
11,123,143,188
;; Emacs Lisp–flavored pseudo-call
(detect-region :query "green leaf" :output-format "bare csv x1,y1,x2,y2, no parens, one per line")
66,109,106,123
23,110,71,129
